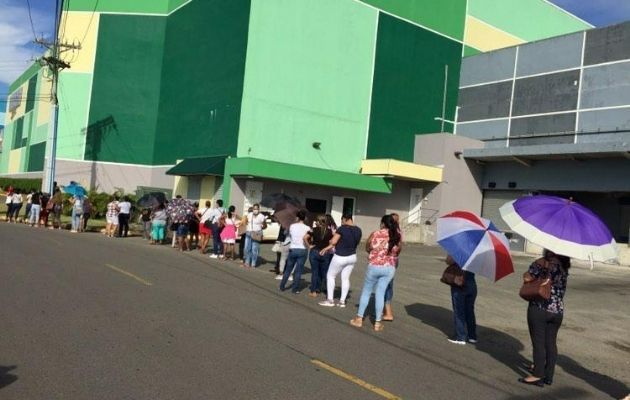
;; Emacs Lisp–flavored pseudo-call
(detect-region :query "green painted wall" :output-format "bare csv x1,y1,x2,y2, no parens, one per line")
367,13,462,162
8,63,40,93
238,0,377,173
154,0,250,164
68,0,171,14
464,45,482,57
468,0,591,42
86,14,166,165
57,73,92,160
360,0,466,41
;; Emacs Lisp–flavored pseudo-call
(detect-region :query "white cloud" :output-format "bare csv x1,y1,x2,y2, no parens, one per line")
0,0,53,86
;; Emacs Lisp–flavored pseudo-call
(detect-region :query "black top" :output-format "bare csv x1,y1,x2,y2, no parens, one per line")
310,227,333,250
276,227,287,242
31,193,41,204
335,225,362,256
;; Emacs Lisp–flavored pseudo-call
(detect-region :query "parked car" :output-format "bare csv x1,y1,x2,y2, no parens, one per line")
261,211,280,241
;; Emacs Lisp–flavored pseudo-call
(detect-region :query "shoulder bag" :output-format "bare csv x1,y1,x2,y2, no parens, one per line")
250,214,264,242
441,264,465,288
519,259,552,302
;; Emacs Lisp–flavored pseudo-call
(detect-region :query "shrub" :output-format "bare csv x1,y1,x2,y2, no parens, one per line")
0,177,42,193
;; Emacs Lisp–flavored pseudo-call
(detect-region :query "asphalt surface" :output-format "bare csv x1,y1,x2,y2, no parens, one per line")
0,223,628,399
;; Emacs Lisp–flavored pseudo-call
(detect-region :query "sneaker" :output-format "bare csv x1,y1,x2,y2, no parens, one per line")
447,339,466,345
468,339,478,344
337,301,346,308
318,300,336,307
288,276,294,282
209,254,219,259
274,275,283,280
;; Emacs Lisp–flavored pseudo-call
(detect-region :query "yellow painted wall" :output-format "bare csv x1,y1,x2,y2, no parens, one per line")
59,12,100,73
173,175,188,198
464,16,525,52
200,176,216,205
36,77,53,126
8,149,23,173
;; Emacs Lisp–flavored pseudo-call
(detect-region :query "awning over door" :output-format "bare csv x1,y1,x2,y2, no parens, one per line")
166,156,227,176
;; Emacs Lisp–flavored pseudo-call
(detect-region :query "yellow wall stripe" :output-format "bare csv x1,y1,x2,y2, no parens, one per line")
464,15,525,52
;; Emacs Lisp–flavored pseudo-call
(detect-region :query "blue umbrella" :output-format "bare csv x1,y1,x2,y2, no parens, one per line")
62,182,87,197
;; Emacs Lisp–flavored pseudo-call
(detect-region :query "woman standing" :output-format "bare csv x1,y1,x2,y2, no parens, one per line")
28,191,42,227
117,196,132,238
9,189,23,223
105,196,120,237
318,212,362,308
382,212,402,321
70,195,84,233
197,201,212,254
519,250,570,387
4,187,13,222
279,210,311,294
350,215,401,331
150,203,168,244
242,204,266,268
220,206,239,260
50,189,63,229
305,215,333,297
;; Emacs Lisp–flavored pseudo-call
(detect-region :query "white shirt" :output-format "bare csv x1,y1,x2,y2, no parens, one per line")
4,194,12,204
118,201,131,214
198,207,212,223
11,194,22,204
208,207,225,224
247,212,266,232
289,222,310,249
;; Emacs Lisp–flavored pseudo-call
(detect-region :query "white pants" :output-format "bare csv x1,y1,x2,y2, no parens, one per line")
326,254,357,302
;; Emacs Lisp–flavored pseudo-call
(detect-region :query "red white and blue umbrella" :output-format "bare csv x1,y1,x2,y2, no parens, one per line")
500,195,617,263
437,211,514,282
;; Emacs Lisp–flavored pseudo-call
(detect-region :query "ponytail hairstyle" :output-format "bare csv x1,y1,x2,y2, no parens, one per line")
315,215,327,242
381,214,401,254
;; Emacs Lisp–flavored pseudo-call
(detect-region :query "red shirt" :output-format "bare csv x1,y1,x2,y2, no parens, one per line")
368,229,400,267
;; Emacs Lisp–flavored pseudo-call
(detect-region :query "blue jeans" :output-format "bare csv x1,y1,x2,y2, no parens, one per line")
211,222,224,255
357,265,396,321
29,204,41,225
451,283,477,341
244,232,261,267
71,209,82,231
309,249,332,293
280,248,307,293
384,259,399,303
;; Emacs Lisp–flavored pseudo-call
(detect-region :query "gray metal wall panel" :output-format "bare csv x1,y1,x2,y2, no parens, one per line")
509,135,575,146
510,113,576,136
457,120,509,148
516,33,583,77
512,70,580,116
457,81,512,122
584,22,630,65
578,108,630,133
460,47,516,87
580,61,630,108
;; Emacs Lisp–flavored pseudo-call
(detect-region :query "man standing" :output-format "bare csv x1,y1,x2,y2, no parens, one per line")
208,199,226,259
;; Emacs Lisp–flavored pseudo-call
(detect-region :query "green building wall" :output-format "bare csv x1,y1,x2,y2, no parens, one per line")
237,0,377,173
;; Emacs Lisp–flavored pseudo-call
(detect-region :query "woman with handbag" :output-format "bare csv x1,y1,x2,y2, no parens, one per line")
519,250,570,387
242,204,266,268
197,201,213,254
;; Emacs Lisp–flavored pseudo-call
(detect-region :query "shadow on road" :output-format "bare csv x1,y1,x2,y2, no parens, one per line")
504,387,590,399
405,303,530,377
557,355,629,399
0,365,17,389
405,303,630,399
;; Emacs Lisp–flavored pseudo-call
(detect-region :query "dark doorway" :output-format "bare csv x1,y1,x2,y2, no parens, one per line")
305,198,327,214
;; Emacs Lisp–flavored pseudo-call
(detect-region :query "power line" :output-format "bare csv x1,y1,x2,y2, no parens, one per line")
80,0,99,46
25,0,38,41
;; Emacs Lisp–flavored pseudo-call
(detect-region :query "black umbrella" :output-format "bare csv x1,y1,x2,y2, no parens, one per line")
261,193,315,229
137,192,167,208
261,193,302,209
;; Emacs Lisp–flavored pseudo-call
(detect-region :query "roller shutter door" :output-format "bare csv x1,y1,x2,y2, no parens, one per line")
481,190,527,251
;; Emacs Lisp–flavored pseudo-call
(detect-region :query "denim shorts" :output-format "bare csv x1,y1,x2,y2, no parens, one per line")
176,224,190,237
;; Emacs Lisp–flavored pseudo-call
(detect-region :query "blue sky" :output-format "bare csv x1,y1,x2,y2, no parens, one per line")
2,0,630,126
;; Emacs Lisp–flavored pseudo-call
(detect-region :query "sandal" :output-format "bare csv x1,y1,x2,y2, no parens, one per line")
350,317,363,328
382,316,394,322
374,322,384,332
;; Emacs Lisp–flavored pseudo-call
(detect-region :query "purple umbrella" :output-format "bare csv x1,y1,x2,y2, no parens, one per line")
499,195,617,263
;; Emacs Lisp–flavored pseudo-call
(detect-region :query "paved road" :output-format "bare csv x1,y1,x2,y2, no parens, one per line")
0,223,628,399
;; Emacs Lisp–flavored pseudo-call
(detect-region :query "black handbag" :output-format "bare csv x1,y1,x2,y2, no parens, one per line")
441,264,465,287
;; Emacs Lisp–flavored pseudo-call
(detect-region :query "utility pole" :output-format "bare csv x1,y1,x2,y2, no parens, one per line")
35,0,80,194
